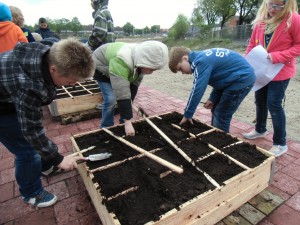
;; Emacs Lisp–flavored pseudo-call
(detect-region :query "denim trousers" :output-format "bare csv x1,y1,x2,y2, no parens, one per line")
211,85,253,133
0,113,43,198
98,81,119,128
255,80,290,146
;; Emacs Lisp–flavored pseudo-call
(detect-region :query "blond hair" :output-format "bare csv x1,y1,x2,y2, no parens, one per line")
252,0,298,34
168,46,190,73
49,38,95,80
9,6,24,27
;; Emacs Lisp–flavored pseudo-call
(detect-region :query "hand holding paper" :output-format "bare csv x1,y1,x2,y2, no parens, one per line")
245,45,284,91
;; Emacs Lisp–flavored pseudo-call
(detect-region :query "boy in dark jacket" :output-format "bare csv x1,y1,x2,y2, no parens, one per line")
0,38,95,207
35,17,55,39
169,46,255,133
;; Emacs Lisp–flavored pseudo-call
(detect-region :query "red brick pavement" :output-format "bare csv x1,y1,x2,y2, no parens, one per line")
0,85,299,225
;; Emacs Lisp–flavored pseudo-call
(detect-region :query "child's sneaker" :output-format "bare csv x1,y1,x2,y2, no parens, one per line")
41,165,63,176
242,130,267,139
22,190,58,207
269,145,288,157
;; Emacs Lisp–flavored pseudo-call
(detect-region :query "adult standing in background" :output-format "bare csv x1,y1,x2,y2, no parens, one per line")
0,2,27,53
88,0,115,51
35,17,55,39
242,0,300,157
9,5,35,42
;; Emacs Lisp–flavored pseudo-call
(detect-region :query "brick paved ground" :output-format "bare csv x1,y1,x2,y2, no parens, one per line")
1,85,300,225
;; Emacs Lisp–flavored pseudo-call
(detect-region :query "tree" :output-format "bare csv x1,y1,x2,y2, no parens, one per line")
69,17,82,35
123,22,134,36
150,25,160,34
169,14,190,40
197,0,219,25
143,26,150,35
235,0,260,25
49,18,70,35
216,0,236,29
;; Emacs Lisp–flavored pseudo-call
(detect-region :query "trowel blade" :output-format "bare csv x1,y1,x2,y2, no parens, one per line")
87,153,112,161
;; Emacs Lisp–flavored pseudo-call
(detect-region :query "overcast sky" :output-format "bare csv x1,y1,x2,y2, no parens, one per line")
2,0,196,29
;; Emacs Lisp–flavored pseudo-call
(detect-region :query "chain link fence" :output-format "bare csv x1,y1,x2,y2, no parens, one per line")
192,24,253,46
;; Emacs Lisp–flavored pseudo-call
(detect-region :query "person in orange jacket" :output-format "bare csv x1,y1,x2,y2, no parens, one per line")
0,2,27,53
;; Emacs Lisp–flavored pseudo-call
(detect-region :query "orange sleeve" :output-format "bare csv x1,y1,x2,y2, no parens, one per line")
17,26,28,43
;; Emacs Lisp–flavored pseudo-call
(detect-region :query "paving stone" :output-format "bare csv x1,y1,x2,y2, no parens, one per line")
272,172,300,195
65,175,86,196
286,191,300,212
45,181,70,201
0,182,14,203
268,204,300,225
0,156,14,171
0,197,36,223
282,163,300,181
14,207,56,225
54,193,94,225
79,211,102,225
0,168,15,185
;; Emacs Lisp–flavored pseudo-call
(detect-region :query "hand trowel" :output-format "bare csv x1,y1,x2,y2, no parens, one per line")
77,152,112,164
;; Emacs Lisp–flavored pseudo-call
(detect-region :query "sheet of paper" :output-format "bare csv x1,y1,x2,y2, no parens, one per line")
245,45,284,92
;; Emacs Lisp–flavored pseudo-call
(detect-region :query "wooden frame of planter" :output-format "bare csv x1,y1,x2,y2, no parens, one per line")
71,112,275,225
48,80,103,116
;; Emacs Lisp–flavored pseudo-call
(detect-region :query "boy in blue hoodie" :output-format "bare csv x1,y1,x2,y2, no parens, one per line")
169,46,255,133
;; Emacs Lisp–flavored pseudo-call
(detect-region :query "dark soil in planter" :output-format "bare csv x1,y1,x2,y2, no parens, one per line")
109,121,168,150
177,137,213,159
75,131,139,170
199,130,239,148
222,142,268,168
74,111,269,225
195,154,245,184
93,148,215,225
151,111,213,138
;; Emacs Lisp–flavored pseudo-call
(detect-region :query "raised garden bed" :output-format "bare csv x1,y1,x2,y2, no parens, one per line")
71,111,274,225
48,80,102,116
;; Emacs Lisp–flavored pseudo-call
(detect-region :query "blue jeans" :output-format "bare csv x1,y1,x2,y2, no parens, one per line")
255,80,290,146
211,85,253,133
98,81,119,128
0,114,43,198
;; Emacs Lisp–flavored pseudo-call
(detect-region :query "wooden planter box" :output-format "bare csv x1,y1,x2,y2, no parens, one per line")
71,112,275,225
48,80,102,116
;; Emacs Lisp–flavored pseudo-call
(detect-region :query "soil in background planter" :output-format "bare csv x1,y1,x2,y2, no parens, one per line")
199,130,239,148
93,149,215,225
196,154,245,184
222,142,268,168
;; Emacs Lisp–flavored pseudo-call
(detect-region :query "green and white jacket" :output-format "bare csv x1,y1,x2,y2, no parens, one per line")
92,41,168,120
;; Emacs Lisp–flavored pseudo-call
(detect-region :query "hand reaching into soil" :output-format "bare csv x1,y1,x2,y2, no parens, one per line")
204,100,214,109
180,117,194,125
124,119,135,136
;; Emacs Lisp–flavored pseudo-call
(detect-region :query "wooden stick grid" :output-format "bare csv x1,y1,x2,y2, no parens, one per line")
56,80,99,98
